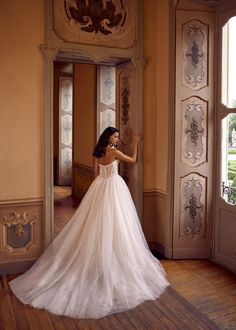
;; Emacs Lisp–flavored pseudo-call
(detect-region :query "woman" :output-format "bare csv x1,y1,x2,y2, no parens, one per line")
10,127,169,319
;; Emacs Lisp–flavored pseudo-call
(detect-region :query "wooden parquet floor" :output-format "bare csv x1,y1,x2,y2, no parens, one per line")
1,187,236,329
0,276,217,329
54,186,80,237
162,259,236,329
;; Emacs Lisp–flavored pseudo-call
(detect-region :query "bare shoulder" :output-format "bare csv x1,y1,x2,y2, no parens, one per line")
114,149,124,156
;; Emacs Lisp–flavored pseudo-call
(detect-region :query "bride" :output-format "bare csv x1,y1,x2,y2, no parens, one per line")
10,127,169,319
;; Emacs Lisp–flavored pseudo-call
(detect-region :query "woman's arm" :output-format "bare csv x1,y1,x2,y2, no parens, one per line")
115,131,143,163
94,157,99,177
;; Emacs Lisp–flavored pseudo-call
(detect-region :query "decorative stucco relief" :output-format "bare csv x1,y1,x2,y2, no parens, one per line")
53,0,136,48
182,20,208,90
180,173,206,239
0,210,37,254
182,97,207,166
118,63,136,187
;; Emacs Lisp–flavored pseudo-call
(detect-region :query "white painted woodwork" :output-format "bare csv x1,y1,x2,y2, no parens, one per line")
58,76,73,185
213,4,236,273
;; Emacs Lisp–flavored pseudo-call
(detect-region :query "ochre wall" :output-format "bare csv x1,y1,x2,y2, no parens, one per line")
0,0,44,273
143,0,170,193
143,0,170,247
0,0,44,200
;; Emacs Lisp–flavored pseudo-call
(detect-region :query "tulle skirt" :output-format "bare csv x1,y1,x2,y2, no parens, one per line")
10,170,169,318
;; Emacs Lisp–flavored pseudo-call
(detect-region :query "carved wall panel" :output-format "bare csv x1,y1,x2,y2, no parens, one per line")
182,20,208,90
180,173,206,239
53,0,136,48
0,200,43,266
118,63,136,189
0,211,37,254
182,97,207,166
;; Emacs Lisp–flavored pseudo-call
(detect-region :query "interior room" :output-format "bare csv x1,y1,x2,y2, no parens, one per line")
1,0,236,328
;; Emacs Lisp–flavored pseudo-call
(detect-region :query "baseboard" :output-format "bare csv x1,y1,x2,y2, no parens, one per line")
173,248,211,259
0,259,36,275
148,241,166,259
212,252,236,274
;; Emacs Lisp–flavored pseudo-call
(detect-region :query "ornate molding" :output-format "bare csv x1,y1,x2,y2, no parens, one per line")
182,20,208,90
39,44,58,60
65,0,126,35
0,207,40,255
121,73,130,126
0,197,43,206
132,55,149,69
118,62,136,187
0,200,43,261
182,97,207,166
180,173,206,239
0,211,37,237
53,0,136,48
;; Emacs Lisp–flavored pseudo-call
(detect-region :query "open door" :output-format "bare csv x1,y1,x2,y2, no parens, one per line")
214,8,236,272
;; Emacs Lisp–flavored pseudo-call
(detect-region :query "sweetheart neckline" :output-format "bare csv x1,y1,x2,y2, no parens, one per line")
98,159,117,167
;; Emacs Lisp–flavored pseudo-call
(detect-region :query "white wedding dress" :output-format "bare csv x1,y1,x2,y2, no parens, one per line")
10,160,169,319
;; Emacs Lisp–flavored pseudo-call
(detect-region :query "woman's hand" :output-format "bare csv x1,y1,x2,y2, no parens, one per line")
133,131,143,144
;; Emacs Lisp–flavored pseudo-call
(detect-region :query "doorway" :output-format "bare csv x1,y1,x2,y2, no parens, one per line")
53,61,117,236
52,58,141,237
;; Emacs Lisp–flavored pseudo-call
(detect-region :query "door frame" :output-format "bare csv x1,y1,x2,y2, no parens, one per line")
213,5,236,273
42,0,144,247
41,47,144,247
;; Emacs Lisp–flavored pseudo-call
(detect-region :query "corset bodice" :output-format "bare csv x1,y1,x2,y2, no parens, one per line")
99,160,118,178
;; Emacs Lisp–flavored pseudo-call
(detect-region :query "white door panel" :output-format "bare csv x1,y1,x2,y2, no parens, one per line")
173,9,215,258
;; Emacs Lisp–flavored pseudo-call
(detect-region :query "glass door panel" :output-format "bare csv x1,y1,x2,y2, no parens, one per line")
221,114,236,204
221,17,236,108
214,11,236,273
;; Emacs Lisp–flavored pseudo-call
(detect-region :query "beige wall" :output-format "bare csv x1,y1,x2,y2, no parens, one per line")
0,0,44,200
143,0,170,193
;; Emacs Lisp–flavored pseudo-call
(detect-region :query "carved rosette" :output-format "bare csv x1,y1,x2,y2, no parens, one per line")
53,0,136,48
182,20,208,90
182,97,207,166
180,173,206,239
0,211,37,253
